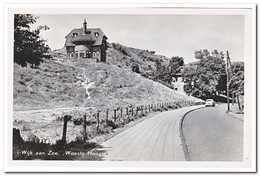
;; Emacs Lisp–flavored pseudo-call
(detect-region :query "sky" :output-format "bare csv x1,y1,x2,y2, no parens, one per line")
31,14,244,64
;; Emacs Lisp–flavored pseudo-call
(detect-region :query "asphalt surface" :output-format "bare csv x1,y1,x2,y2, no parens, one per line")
182,105,243,161
100,105,203,161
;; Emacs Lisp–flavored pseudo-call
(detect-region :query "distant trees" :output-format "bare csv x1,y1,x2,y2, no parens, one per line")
152,56,184,85
154,60,172,84
183,49,244,103
229,62,244,95
182,64,198,95
14,14,51,67
169,56,184,68
183,49,226,99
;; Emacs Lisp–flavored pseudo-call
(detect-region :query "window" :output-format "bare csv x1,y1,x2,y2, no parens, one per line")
86,51,92,58
96,51,100,58
94,32,99,37
73,33,78,37
80,52,84,58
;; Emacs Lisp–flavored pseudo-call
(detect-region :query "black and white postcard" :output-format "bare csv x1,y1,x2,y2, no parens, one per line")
4,4,256,172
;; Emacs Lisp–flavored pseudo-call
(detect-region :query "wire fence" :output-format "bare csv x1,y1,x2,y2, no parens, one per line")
14,100,196,144
58,100,195,144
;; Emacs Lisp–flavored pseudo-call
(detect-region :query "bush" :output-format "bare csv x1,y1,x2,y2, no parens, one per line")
106,120,118,129
27,133,40,144
132,63,140,73
73,118,83,125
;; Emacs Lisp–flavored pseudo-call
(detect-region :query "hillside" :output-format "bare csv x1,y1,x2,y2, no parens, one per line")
13,44,202,146
52,43,169,78
14,56,198,111
106,43,169,75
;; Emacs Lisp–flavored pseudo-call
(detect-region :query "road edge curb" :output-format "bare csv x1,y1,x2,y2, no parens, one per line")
179,106,206,161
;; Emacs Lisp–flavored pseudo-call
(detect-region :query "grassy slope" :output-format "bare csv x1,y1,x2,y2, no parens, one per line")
106,43,169,74
14,61,86,110
14,59,197,111
14,43,199,111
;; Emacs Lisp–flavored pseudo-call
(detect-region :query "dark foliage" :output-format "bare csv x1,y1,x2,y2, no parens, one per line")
132,63,140,73
229,62,244,95
183,49,226,99
152,56,184,85
106,120,118,129
14,14,51,67
13,128,101,160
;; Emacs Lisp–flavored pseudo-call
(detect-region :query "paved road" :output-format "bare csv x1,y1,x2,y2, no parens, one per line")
101,105,203,161
182,105,243,161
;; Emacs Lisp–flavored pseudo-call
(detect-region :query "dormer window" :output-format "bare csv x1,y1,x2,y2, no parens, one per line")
73,33,78,37
94,32,99,37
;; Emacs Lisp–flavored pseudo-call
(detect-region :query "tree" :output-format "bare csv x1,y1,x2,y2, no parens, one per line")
14,14,51,67
182,64,198,95
229,62,244,95
169,56,184,76
151,56,184,86
170,56,184,67
183,49,226,99
153,60,171,84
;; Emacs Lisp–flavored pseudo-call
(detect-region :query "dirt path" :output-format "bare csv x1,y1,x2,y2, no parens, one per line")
13,106,95,120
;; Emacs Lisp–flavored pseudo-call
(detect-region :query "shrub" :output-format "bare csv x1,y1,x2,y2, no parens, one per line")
27,133,40,144
132,63,140,73
106,120,118,129
73,118,83,125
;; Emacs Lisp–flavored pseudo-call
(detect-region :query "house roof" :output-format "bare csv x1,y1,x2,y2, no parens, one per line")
65,28,107,47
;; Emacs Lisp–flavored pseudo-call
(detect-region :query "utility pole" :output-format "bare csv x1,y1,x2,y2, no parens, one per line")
226,51,230,112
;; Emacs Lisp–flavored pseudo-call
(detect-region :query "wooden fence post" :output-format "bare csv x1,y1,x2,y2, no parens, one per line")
131,107,134,117
97,111,100,131
61,115,70,144
114,109,117,122
126,107,129,115
120,107,123,119
136,107,139,117
106,109,109,125
149,104,151,112
83,114,87,140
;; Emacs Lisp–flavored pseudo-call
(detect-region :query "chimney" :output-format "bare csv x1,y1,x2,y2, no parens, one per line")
83,19,87,35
